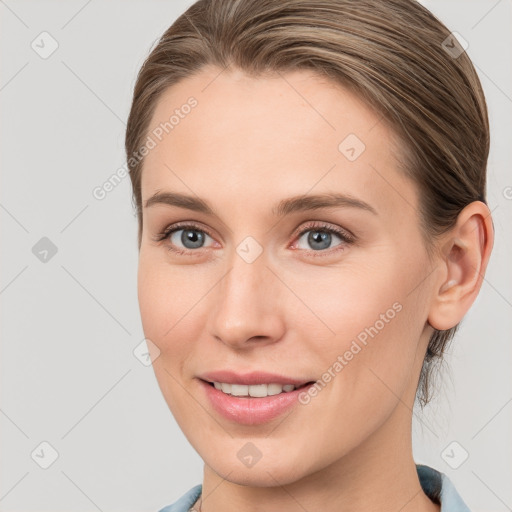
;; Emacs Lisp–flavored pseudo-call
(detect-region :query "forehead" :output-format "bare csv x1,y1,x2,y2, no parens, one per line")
141,66,417,219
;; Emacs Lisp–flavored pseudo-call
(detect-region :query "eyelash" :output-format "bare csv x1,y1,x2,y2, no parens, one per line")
152,221,356,257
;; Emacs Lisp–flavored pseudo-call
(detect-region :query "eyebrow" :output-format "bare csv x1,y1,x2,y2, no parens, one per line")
144,191,378,216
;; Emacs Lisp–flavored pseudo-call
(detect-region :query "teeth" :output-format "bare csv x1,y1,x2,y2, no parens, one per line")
212,382,298,397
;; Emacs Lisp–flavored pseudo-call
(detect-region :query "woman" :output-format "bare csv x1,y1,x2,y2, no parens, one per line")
125,1,494,510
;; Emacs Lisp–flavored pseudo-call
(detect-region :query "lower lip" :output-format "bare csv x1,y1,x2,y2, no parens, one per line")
199,379,314,425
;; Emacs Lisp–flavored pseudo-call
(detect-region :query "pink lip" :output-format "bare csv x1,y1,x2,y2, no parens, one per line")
197,376,315,426
198,370,312,386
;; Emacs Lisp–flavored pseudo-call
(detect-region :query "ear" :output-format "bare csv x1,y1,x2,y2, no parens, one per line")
427,201,494,331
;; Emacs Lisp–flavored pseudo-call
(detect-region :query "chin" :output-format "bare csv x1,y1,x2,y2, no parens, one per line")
201,442,312,487
215,463,307,488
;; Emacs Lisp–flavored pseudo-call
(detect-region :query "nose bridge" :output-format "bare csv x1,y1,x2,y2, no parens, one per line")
209,245,284,348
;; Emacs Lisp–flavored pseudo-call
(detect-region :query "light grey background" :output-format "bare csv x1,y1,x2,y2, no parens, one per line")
1,1,511,511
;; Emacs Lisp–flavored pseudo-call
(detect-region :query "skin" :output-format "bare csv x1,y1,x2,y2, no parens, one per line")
137,66,493,512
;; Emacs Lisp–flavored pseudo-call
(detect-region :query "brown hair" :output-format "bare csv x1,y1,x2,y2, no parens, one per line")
125,0,489,407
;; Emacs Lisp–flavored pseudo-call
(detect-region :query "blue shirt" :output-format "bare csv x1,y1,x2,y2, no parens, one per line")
158,464,471,512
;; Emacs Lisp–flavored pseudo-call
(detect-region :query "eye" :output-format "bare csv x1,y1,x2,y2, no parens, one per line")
154,222,215,255
153,220,355,257
293,222,354,254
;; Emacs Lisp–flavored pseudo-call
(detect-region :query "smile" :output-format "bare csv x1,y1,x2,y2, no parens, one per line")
199,379,317,425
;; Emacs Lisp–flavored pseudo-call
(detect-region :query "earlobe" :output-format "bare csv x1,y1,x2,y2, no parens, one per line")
427,201,494,331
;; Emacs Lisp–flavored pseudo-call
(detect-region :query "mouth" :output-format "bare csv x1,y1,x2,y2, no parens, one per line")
198,378,317,425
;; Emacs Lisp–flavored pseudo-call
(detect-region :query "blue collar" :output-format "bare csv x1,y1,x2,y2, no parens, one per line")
416,464,471,511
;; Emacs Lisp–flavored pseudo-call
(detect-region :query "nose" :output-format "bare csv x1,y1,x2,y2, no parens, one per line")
207,249,286,350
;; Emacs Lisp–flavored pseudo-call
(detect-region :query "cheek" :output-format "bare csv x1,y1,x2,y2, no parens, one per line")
137,253,200,356
287,264,423,456
297,250,426,391
296,260,403,345
137,256,208,426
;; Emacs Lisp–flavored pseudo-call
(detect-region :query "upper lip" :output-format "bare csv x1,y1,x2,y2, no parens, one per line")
198,370,314,386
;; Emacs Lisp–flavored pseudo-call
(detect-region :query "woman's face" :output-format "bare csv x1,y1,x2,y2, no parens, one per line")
138,66,438,485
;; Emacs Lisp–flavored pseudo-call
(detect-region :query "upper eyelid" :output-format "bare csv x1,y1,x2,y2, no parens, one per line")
164,221,215,239
164,220,347,236
296,221,353,237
